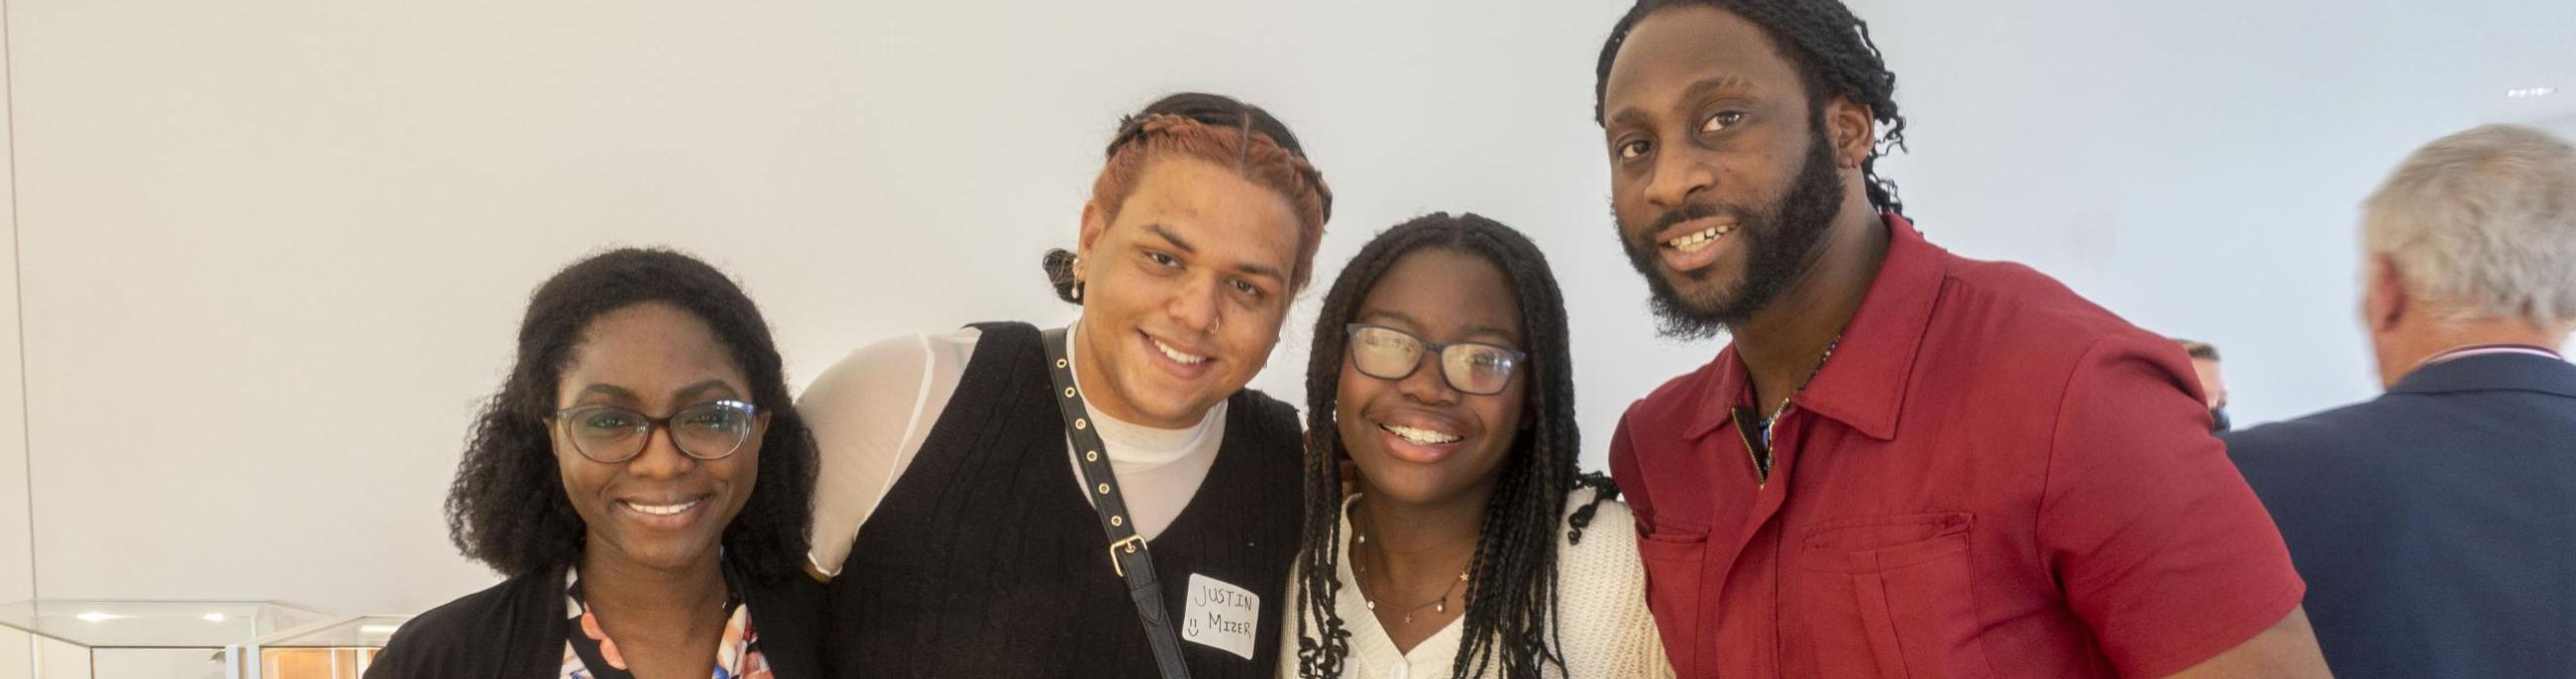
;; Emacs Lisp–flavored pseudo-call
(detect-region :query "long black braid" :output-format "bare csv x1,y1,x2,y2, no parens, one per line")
1293,213,1621,679
1593,0,1910,216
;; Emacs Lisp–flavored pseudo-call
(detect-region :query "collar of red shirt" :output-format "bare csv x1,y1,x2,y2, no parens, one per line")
1681,213,1944,442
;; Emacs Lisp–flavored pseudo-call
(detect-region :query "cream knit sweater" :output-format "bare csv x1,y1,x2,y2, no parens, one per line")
1277,487,1675,679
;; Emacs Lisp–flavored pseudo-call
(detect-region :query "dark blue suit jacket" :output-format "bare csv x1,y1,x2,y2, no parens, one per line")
2227,353,2576,679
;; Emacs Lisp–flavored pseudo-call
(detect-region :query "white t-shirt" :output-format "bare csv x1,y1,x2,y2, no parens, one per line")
802,323,1227,577
1277,487,1674,679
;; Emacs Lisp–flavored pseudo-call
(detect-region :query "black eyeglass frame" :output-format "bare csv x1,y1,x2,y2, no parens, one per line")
547,398,764,463
1342,323,1530,396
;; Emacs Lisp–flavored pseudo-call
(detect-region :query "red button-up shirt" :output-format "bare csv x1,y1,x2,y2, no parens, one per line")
1611,216,2304,678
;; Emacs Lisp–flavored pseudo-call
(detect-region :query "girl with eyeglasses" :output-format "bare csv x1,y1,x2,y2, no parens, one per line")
370,248,822,679
1282,214,1671,679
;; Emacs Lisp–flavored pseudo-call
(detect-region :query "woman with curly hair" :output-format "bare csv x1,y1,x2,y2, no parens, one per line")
1281,213,1670,679
370,248,821,679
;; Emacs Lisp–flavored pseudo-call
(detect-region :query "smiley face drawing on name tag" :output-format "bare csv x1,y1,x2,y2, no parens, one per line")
1183,573,1260,660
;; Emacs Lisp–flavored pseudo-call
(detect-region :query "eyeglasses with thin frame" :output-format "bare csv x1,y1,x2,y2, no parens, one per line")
549,399,762,463
1344,323,1528,396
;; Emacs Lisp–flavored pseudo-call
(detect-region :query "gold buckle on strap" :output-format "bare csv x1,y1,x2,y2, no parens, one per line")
1108,534,1147,576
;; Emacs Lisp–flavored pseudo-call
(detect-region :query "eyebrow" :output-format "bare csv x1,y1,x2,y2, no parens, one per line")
1355,309,1521,345
573,379,741,405
1680,74,1763,101
1146,224,1197,255
1606,74,1765,128
673,379,742,402
1607,107,1651,129
574,384,640,402
1234,261,1287,285
1149,223,1287,284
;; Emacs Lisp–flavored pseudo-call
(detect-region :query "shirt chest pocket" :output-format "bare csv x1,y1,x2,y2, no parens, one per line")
1635,524,1708,675
1783,511,1996,679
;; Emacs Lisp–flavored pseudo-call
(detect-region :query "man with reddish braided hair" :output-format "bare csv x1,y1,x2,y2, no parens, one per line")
1085,106,1333,292
1592,1,2332,677
803,92,1330,678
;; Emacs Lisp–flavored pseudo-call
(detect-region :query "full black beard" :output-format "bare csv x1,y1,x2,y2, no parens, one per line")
1619,124,1848,340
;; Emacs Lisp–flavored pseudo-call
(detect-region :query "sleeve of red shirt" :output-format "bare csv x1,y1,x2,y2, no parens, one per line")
2037,333,2306,678
1608,407,1656,534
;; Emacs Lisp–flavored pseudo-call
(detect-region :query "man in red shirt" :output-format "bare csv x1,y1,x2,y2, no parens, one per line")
1591,1,2332,677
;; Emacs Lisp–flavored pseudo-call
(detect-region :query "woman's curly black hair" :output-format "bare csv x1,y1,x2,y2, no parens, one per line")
1292,213,1620,679
445,247,817,583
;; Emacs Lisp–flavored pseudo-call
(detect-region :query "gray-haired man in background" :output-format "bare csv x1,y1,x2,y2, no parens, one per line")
2227,124,2576,679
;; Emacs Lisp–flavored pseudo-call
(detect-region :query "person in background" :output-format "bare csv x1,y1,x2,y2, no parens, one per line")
1589,0,2330,676
2227,124,2576,679
799,92,1331,678
2176,338,2231,431
1280,213,1670,679
371,248,823,679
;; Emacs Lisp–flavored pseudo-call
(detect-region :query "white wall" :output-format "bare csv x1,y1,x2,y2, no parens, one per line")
4,0,2571,617
1851,0,2576,420
0,3,38,672
9,0,1657,616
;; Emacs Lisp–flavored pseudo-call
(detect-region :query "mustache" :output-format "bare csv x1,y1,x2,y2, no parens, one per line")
1642,201,1748,240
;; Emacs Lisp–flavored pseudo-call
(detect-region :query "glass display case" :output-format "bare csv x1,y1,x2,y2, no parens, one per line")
250,616,409,679
0,600,354,679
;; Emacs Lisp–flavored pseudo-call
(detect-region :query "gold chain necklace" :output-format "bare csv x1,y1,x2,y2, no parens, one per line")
1348,506,1472,624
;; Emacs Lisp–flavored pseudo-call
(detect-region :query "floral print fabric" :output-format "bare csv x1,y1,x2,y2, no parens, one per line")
558,568,771,679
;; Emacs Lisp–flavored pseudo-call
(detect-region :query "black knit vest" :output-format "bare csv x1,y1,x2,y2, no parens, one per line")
826,322,1303,678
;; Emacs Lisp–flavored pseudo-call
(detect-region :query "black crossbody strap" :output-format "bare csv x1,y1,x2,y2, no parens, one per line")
1042,327,1194,679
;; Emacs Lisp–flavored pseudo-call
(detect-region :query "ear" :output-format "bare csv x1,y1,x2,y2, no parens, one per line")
1823,96,1878,170
2363,253,2409,334
1077,201,1112,282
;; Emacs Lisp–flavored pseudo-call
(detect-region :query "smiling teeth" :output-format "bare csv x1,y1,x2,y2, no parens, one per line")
624,500,699,516
1666,225,1737,253
1382,423,1462,445
1152,338,1209,365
